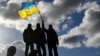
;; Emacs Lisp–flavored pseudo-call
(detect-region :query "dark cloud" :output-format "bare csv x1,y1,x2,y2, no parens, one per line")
48,0,83,19
63,36,77,44
60,2,100,47
2,3,21,20
87,11,100,33
37,0,83,30
0,0,9,6
59,35,81,48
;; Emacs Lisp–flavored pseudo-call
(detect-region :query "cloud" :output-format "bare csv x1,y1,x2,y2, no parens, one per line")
83,33,100,48
59,35,81,49
76,2,98,12
0,40,25,56
0,0,9,6
7,0,26,4
0,0,83,32
75,4,100,47
59,1,100,48
0,24,24,44
1,0,97,49
0,43,5,50
2,3,20,19
62,24,68,30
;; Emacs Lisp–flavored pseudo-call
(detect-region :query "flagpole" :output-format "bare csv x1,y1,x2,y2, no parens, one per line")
35,2,44,22
39,11,43,22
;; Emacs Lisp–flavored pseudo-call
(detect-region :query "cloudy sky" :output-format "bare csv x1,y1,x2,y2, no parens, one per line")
0,0,100,56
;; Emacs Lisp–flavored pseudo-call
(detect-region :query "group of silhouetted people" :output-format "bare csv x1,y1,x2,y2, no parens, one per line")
6,20,59,56
23,20,59,56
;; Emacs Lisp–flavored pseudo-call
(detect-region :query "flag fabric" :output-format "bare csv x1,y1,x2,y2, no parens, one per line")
18,2,39,19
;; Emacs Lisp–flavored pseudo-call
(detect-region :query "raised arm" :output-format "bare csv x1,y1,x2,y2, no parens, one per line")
55,31,59,45
42,19,45,29
42,19,47,31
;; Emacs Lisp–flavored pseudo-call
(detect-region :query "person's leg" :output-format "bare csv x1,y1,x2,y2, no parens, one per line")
30,43,34,53
25,43,29,56
37,44,42,56
41,45,46,56
48,44,53,56
53,45,58,56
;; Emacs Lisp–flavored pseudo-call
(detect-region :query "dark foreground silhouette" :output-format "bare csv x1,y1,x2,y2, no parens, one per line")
23,24,34,56
42,21,59,56
29,50,39,56
34,23,46,56
7,46,16,56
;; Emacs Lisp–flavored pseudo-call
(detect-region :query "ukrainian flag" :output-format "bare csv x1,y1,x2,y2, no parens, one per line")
18,2,39,19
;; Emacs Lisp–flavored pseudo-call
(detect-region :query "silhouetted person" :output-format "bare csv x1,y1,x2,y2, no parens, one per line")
7,46,16,56
23,24,34,56
42,21,59,56
34,23,46,56
29,50,39,56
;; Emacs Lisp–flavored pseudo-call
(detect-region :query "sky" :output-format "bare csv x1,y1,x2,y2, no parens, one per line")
0,0,100,56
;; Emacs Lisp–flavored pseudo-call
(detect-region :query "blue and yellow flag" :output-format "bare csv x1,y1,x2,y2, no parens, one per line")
18,2,39,19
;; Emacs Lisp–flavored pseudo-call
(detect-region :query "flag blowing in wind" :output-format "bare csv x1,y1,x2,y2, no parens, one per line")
18,2,39,19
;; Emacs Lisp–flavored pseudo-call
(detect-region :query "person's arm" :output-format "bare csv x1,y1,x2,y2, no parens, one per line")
42,20,45,29
23,31,25,42
55,30,59,45
42,20,47,32
56,35,59,45
23,30,27,42
42,20,48,44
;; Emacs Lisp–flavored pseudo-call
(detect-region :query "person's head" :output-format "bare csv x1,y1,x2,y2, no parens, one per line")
36,23,41,29
49,24,53,29
28,23,32,28
7,46,16,56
